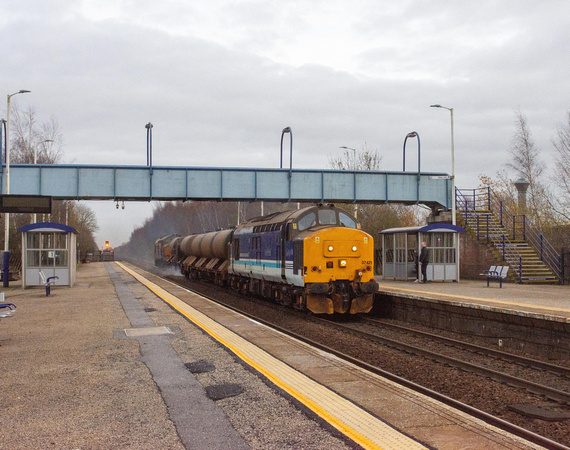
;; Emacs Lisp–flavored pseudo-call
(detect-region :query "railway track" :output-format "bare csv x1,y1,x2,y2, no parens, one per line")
122,260,569,449
328,317,570,404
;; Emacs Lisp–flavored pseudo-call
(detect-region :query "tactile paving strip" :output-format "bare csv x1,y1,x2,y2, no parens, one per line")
116,262,426,450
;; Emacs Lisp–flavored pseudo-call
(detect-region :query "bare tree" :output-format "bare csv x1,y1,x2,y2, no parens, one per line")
507,108,552,227
9,104,63,164
2,103,97,261
68,203,99,256
552,111,570,212
329,142,382,171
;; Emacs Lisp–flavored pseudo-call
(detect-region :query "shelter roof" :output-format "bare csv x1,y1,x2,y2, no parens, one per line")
378,223,464,234
18,222,77,233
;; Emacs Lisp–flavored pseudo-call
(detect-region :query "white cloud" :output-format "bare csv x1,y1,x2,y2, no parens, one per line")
2,0,568,246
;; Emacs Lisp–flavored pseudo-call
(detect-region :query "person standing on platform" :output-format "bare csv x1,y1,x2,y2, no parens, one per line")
419,241,429,283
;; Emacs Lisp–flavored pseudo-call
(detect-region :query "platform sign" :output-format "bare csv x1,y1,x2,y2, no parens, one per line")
0,195,52,213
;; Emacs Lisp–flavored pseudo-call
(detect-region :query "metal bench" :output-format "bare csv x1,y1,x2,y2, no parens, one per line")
481,265,509,288
0,302,16,318
39,271,59,296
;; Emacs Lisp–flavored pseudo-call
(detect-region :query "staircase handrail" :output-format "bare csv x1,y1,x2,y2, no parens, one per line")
456,189,523,283
485,188,561,280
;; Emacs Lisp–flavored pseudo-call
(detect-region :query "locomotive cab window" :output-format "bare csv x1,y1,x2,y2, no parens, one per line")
318,209,336,225
297,212,317,231
338,212,357,229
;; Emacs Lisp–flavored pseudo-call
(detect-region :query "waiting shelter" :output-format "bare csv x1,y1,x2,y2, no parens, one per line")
19,222,77,289
378,223,464,282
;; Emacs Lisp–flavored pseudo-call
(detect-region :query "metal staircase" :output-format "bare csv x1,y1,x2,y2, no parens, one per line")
456,188,560,284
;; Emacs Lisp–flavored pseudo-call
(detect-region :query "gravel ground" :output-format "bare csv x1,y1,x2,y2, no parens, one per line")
126,274,355,449
170,274,570,448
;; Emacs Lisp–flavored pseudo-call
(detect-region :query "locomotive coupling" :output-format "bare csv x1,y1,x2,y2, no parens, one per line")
358,280,379,294
308,283,330,294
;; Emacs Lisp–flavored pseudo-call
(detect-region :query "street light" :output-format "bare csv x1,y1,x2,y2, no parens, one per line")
4,89,31,286
339,146,358,218
339,146,358,170
280,127,292,170
39,139,54,165
31,139,54,223
280,127,294,207
402,132,421,204
430,104,455,225
145,122,153,174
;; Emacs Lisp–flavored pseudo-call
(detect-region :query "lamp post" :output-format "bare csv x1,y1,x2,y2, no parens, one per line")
4,89,31,286
31,139,53,223
145,122,153,173
430,104,455,225
280,127,294,206
280,127,292,170
339,146,358,218
339,146,357,170
402,132,421,204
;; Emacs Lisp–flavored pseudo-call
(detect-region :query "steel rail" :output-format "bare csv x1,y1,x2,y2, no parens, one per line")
321,317,570,404
123,260,568,449
364,317,570,377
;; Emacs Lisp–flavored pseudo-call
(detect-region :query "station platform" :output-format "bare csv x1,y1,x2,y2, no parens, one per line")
0,262,550,449
374,277,570,323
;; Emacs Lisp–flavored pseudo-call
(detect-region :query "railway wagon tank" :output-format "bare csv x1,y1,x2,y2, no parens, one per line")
180,230,232,284
175,205,378,315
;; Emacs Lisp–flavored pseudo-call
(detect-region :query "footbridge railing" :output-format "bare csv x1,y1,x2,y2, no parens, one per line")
457,187,561,281
456,189,523,283
1,164,453,208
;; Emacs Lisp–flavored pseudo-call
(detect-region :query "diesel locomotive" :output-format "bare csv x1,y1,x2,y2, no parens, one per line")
155,204,378,314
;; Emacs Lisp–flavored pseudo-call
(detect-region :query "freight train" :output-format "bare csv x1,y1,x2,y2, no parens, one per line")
154,204,378,314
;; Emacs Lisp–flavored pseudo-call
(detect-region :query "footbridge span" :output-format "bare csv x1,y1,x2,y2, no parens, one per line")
2,164,452,209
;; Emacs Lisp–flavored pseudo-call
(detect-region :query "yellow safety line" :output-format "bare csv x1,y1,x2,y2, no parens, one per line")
115,262,426,450
378,284,570,315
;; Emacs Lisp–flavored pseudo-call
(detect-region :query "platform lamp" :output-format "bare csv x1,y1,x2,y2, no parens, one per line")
339,146,357,170
4,90,31,287
402,131,421,204
430,104,455,225
280,127,292,170
339,146,358,219
280,127,296,208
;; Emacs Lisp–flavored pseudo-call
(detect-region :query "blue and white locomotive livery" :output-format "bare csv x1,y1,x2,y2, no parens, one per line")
155,204,378,314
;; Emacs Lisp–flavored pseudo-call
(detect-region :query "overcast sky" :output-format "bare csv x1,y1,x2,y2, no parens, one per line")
2,0,568,247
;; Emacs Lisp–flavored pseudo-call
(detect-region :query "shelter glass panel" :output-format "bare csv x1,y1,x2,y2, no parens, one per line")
41,232,54,249
40,250,54,266
433,249,444,264
27,250,40,267
54,233,67,249
54,250,68,267
394,233,407,263
27,233,40,249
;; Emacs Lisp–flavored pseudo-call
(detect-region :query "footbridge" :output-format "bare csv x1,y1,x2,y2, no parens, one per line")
2,164,452,209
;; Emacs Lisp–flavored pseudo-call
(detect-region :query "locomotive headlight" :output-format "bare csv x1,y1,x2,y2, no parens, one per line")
352,245,357,252
328,245,334,252
339,259,347,268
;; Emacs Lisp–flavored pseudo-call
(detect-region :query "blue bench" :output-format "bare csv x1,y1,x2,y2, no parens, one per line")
40,271,59,296
481,265,509,288
0,302,17,318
